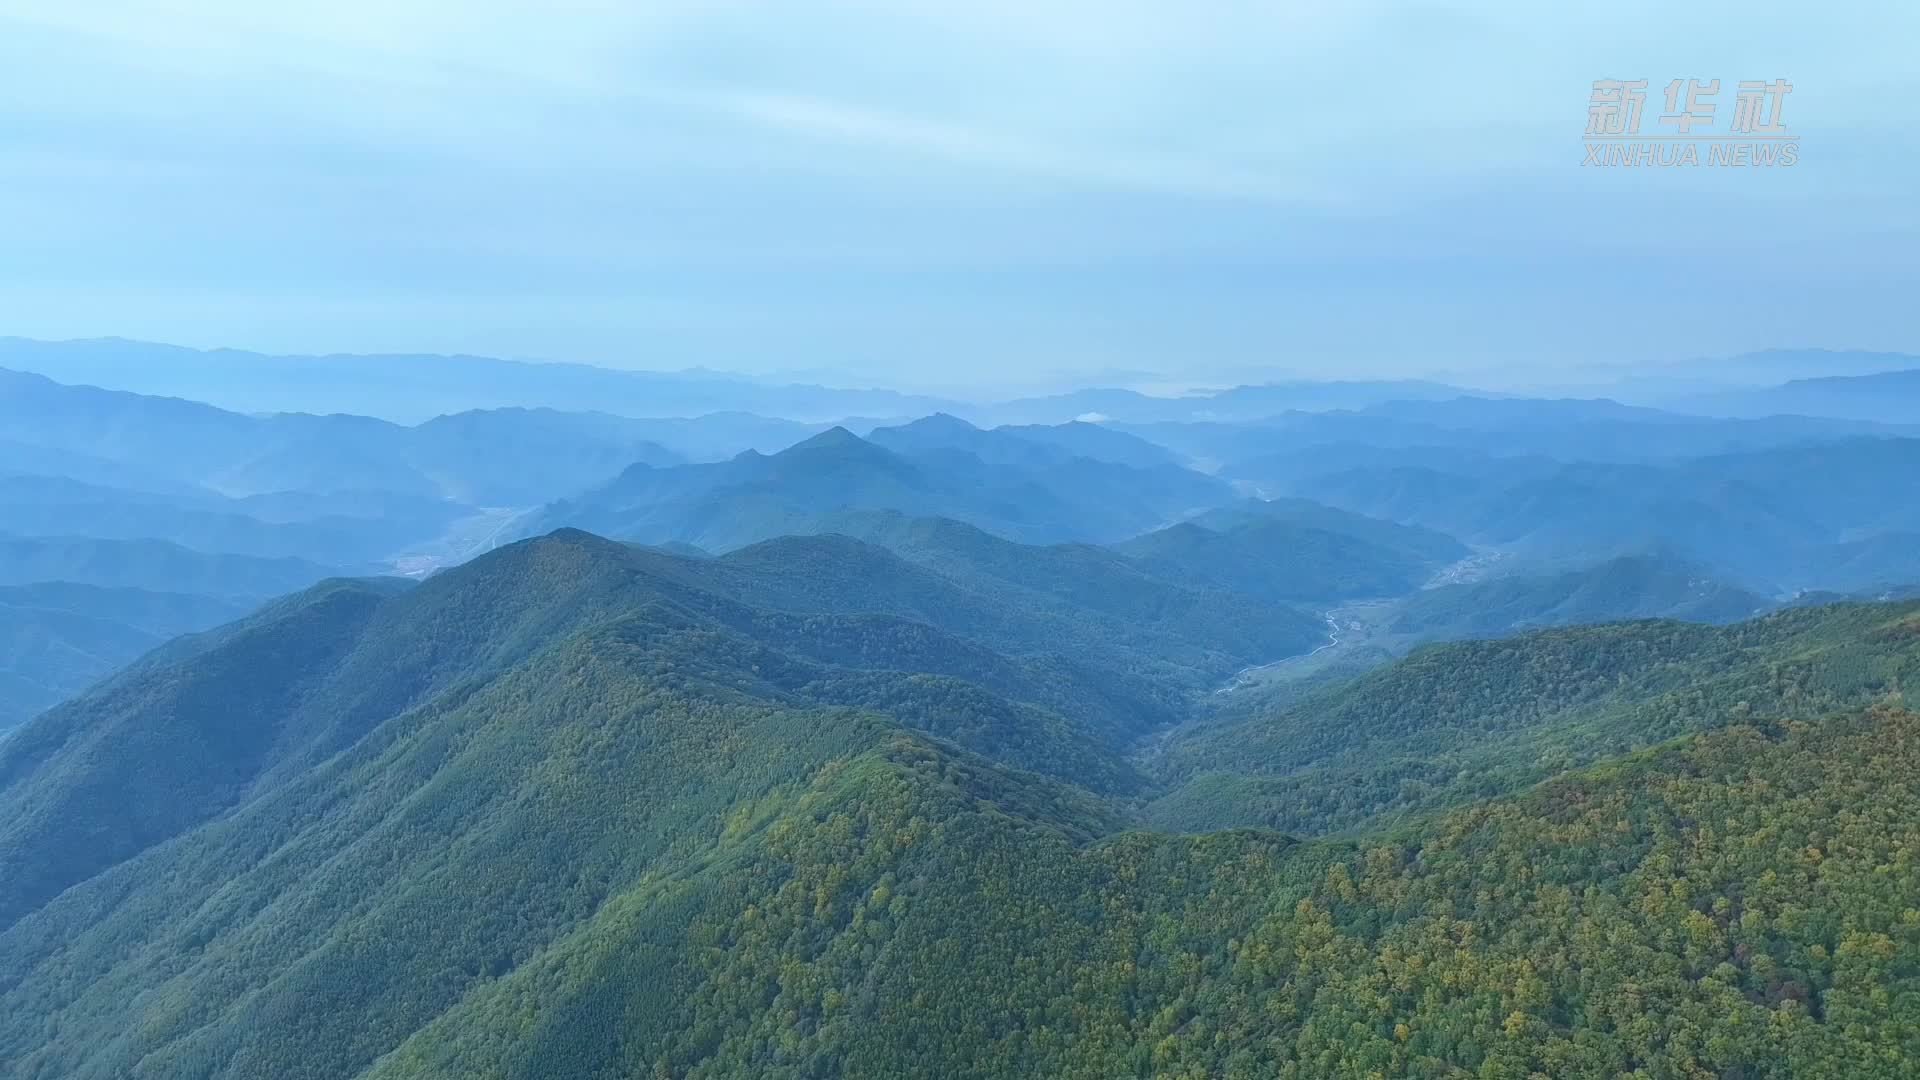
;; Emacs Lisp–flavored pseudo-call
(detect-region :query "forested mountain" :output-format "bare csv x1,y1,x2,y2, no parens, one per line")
521,427,1233,549
2,350,1917,1079
0,534,333,595
0,535,341,732
0,583,253,731
1149,600,1920,836
0,370,803,735
1282,438,1920,591
368,703,1920,1080
734,512,1327,666
1185,497,1468,564
0,526,1314,926
11,0,1920,1063
0,473,465,565
1112,498,1468,604
1117,521,1444,604
1387,554,1771,641
1,526,1916,1078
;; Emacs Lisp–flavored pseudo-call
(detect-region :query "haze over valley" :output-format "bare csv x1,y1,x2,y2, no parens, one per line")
0,320,1917,1078
4,2,1919,1074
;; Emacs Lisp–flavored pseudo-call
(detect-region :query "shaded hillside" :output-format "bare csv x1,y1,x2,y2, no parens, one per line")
729,513,1328,675
0,523,1329,931
0,473,463,565
1186,496,1467,565
1,536,1916,1075
0,535,338,731
1388,554,1772,640
1149,601,1920,835
369,705,1920,1080
1288,438,1920,591
0,584,252,731
0,534,333,595
1114,499,1465,604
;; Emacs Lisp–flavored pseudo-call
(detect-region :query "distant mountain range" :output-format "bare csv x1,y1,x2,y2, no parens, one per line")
971,378,1481,425
11,337,1919,429
3,340,1917,742
0,336,1493,427
1648,347,1920,388
1675,367,1920,424
1136,397,1917,474
0,535,346,731
1281,437,1920,592
3,334,1920,1077
1537,347,1920,400
1387,553,1772,640
519,421,1235,550
0,337,961,425
0,533,334,594
1113,499,1467,603
0,582,253,730
3,522,1917,1077
0,365,692,504
1145,598,1920,836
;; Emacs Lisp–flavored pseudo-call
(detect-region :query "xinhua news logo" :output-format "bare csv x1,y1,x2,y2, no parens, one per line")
1584,79,1798,167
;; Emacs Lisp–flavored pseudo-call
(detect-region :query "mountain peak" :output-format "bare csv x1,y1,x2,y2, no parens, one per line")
865,413,998,459
760,426,911,477
784,425,865,452
894,412,981,436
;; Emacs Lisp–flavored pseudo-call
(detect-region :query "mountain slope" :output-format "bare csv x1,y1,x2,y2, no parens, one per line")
0,534,335,595
369,705,1920,1080
0,535,339,730
1114,499,1466,604
1,527,1918,1078
0,473,465,565
0,583,253,731
1150,601,1920,835
763,511,1327,668
1187,496,1468,565
7,658,1915,1078
1388,553,1772,640
1291,438,1920,590
0,522,1321,930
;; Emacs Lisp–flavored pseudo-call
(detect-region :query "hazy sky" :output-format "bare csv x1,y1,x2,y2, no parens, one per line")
1,1,1915,393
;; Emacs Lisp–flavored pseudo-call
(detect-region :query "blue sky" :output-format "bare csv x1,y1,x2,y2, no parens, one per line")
1,1,1915,393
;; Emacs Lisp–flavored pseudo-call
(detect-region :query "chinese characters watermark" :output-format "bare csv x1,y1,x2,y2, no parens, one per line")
1584,78,1797,167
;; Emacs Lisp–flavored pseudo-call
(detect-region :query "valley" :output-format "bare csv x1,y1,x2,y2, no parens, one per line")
1,345,1917,1078
6,10,1916,1073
